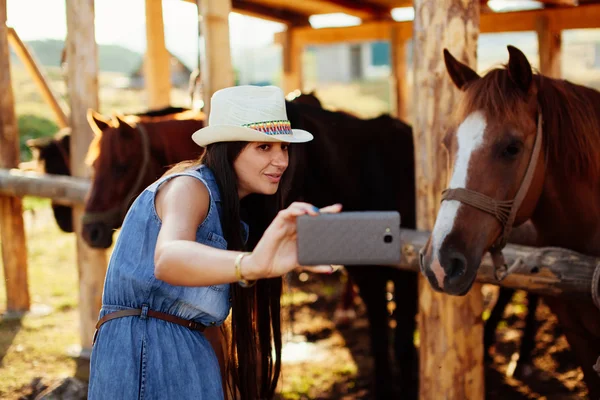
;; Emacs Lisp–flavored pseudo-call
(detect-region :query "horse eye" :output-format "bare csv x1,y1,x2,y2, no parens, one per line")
114,163,128,177
502,143,521,159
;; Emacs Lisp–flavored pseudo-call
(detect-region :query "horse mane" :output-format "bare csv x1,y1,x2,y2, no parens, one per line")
86,134,102,166
457,66,600,179
137,106,189,117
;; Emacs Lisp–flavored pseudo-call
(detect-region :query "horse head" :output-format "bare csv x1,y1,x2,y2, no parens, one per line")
419,46,547,295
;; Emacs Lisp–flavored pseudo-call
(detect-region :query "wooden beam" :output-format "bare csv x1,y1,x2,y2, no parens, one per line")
413,1,484,399
319,0,393,20
275,20,407,46
0,169,89,205
536,15,562,78
0,0,29,314
65,0,108,375
144,0,171,109
282,28,302,95
539,0,579,6
199,0,235,116
7,27,69,129
231,0,310,26
390,26,408,121
398,229,600,300
276,4,600,46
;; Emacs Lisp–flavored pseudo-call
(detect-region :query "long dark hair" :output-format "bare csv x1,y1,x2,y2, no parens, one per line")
166,141,296,399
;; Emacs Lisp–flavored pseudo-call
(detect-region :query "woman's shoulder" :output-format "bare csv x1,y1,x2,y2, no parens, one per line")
154,173,211,227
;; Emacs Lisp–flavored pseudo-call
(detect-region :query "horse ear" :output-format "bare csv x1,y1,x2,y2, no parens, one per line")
443,48,480,91
506,45,532,92
87,109,111,135
113,114,135,137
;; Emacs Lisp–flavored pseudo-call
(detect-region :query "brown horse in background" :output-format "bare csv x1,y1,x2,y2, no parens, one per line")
25,106,191,233
420,45,600,397
82,108,205,248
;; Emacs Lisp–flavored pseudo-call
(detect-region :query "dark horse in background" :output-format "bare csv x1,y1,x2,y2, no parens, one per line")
420,45,600,397
283,99,420,398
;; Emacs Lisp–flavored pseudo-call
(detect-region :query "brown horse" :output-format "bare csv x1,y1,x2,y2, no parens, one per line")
26,106,190,233
82,108,206,248
420,45,600,397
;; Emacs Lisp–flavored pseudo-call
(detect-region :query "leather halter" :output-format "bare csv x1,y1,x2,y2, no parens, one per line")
81,123,151,227
440,109,543,280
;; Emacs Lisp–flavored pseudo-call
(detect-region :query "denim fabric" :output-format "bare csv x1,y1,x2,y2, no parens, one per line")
88,165,247,399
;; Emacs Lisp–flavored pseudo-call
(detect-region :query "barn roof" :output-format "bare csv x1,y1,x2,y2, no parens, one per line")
183,0,600,26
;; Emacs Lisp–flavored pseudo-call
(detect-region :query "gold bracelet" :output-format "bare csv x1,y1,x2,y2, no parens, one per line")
234,252,256,288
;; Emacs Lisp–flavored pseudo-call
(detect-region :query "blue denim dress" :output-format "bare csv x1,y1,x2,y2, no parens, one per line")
88,165,247,399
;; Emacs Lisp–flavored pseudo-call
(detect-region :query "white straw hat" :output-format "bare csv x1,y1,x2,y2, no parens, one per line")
191,85,313,147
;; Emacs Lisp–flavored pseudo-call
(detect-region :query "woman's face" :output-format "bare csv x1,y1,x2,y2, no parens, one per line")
234,142,290,198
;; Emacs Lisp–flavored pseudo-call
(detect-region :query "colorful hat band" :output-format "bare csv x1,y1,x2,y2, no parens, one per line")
242,120,293,136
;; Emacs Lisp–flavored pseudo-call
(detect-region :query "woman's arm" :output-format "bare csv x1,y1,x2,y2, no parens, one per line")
153,176,259,286
153,175,340,287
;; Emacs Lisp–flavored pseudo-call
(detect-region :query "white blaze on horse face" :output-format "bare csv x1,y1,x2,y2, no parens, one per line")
431,111,487,261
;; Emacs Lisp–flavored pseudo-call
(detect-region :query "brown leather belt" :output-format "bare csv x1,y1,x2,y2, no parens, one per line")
93,307,206,344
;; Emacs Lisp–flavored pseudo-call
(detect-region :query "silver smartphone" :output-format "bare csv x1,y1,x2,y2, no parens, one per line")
296,211,402,266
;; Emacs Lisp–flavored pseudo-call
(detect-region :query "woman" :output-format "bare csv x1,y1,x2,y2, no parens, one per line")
88,85,341,400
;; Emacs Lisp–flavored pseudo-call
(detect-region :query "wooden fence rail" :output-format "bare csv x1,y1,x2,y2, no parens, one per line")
0,168,89,205
3,166,599,306
400,230,600,303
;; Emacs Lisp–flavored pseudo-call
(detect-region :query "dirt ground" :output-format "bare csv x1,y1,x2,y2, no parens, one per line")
4,253,589,400
273,271,588,400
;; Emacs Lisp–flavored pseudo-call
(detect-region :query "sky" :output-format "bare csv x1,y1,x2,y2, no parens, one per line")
6,0,287,68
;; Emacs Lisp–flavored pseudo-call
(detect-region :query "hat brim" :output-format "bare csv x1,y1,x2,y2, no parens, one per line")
191,125,313,147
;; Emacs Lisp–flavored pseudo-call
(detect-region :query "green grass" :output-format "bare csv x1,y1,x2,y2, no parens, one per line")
0,208,79,398
277,362,358,400
21,197,51,212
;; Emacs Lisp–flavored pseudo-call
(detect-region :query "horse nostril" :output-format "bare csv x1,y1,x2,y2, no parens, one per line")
446,253,467,280
419,249,425,268
90,226,102,243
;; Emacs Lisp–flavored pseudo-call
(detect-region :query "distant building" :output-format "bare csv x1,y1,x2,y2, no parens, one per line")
126,52,193,89
306,41,392,84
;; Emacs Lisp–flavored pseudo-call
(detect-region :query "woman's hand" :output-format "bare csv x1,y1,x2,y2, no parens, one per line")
242,202,343,280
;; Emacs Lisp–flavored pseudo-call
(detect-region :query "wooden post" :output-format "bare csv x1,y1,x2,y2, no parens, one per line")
7,27,69,128
390,26,408,121
282,28,302,96
0,0,29,314
65,0,107,379
198,0,235,115
144,0,171,109
536,16,561,78
412,1,484,399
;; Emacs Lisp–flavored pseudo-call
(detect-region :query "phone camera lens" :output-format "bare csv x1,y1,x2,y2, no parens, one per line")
384,234,393,243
